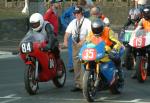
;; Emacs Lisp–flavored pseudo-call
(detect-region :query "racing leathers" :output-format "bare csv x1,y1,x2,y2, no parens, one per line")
86,26,124,82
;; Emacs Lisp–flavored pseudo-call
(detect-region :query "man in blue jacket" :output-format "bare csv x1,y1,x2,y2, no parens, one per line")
60,4,75,72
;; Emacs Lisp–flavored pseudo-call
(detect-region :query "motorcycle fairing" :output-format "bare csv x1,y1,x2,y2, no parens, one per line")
79,41,106,61
122,30,133,43
19,31,57,82
100,61,116,84
129,30,150,48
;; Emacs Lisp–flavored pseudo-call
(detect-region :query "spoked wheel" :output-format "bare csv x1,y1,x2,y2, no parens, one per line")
24,64,38,95
83,71,96,102
135,56,147,83
52,59,66,88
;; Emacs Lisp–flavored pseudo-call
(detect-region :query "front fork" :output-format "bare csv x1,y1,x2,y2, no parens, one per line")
26,56,39,80
85,62,100,87
35,59,39,80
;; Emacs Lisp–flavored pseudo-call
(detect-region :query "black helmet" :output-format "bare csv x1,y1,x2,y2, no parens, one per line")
91,19,104,36
143,7,150,20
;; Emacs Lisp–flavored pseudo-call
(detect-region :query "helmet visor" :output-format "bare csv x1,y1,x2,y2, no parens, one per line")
143,8,150,20
92,26,103,36
30,21,40,29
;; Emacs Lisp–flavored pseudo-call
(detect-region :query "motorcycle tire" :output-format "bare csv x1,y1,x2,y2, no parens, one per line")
83,70,96,102
124,47,134,70
24,64,38,95
135,56,147,83
52,59,66,88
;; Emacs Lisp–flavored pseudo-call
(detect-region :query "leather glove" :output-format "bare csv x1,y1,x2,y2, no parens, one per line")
109,49,120,60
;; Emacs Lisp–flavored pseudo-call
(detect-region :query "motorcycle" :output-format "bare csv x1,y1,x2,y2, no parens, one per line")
129,29,150,83
120,28,135,70
78,38,123,102
19,31,66,95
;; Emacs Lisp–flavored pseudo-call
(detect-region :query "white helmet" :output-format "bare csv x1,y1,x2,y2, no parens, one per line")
29,13,44,31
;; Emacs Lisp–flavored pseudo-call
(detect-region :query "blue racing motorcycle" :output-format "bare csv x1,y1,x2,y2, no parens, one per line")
78,39,124,102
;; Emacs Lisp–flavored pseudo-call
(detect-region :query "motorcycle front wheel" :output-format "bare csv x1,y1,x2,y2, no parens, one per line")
83,70,96,102
124,47,134,70
24,64,38,95
52,59,66,88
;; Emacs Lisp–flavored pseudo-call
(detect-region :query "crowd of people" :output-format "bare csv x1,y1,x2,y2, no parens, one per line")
25,0,150,92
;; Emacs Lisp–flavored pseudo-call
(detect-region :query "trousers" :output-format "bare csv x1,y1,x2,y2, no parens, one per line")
72,44,83,89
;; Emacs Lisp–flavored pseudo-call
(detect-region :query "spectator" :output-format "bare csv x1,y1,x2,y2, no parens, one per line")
78,0,90,17
63,6,91,92
86,0,94,8
44,0,61,37
89,6,110,26
60,0,91,73
60,2,76,72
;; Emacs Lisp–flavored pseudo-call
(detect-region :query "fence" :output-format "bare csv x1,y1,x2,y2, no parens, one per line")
2,0,131,8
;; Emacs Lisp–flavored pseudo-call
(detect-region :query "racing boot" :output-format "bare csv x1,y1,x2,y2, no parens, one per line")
117,67,124,88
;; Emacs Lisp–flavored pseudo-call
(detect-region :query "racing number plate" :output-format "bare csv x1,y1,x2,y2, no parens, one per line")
133,36,146,48
82,48,97,60
21,42,33,53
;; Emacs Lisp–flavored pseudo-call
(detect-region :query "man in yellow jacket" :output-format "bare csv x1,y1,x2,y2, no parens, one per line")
86,19,124,85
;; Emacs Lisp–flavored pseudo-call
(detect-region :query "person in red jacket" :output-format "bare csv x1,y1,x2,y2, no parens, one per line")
44,0,61,37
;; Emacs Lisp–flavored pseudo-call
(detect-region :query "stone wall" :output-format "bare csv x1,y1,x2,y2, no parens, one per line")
0,17,28,51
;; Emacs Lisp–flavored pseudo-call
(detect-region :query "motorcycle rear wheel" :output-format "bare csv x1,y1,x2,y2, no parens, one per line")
135,56,147,83
24,64,38,95
124,47,134,70
52,59,66,88
109,73,124,94
83,70,96,102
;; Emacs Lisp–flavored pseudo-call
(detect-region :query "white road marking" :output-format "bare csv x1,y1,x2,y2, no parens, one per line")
32,97,149,103
0,51,12,55
0,94,149,103
0,94,21,103
0,94,16,98
0,54,17,59
130,99,142,102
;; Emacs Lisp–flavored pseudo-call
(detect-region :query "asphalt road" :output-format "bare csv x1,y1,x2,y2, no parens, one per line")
0,51,150,103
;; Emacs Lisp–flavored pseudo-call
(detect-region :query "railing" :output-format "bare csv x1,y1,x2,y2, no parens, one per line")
4,0,24,8
2,0,132,8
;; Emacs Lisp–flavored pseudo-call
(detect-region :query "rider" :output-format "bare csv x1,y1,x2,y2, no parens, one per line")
120,7,142,79
120,0,142,36
43,0,60,37
123,8,141,30
120,0,142,39
134,6,150,76
135,6,150,32
29,13,60,59
86,19,124,85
